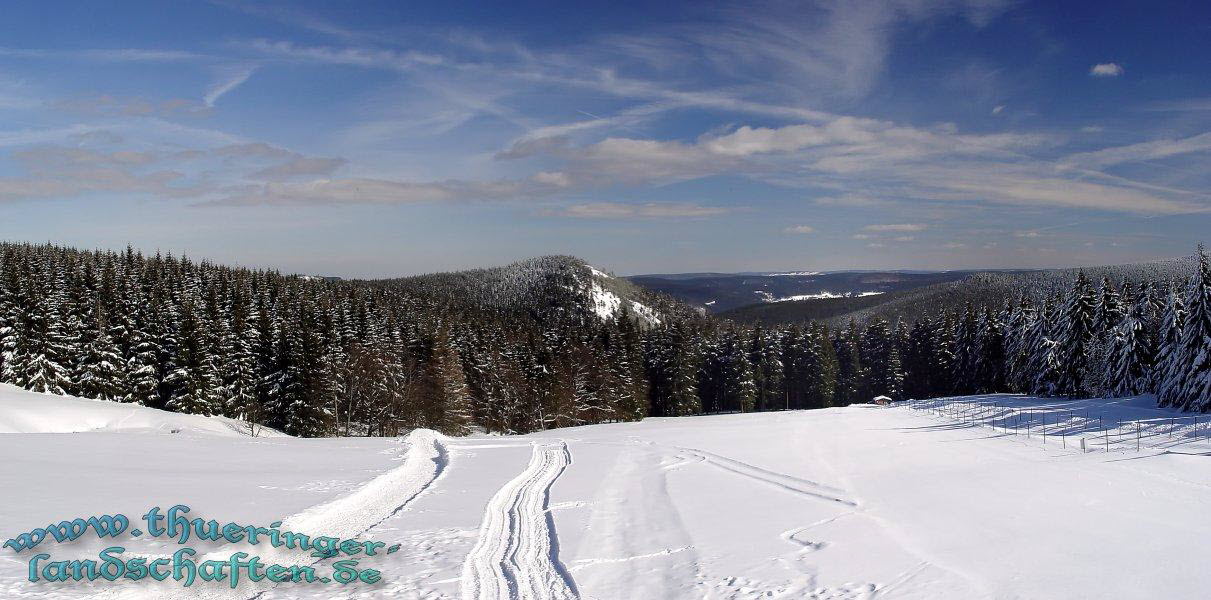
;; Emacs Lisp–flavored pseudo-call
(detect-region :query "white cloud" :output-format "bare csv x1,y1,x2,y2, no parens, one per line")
1014,231,1041,238
783,224,816,234
549,202,729,219
1090,63,1124,77
864,223,927,232
893,235,915,241
992,105,1005,115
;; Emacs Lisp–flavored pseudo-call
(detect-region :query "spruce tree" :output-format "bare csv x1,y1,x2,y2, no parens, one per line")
1105,295,1156,397
1055,271,1098,398
1157,246,1211,411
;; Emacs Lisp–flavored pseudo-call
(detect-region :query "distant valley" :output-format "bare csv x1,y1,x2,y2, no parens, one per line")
627,270,1007,314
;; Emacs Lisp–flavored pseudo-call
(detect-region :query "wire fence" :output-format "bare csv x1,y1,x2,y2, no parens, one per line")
901,396,1211,454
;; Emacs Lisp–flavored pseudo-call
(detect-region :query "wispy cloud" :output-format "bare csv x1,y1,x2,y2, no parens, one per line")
546,202,730,219
204,65,258,107
0,47,206,62
1143,97,1211,112
863,223,927,232
54,94,211,118
783,224,815,234
1061,131,1211,169
813,194,888,207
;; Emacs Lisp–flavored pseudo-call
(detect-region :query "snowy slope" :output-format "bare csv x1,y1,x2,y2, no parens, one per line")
585,265,662,326
3,392,1211,599
0,383,286,437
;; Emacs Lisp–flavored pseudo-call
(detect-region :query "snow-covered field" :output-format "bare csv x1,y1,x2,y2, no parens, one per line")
2,383,1209,599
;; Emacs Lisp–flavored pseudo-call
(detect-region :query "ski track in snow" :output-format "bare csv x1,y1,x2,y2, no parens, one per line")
93,429,448,600
460,440,577,600
614,439,858,507
571,442,704,598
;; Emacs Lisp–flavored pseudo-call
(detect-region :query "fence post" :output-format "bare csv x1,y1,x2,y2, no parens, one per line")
1136,420,1140,451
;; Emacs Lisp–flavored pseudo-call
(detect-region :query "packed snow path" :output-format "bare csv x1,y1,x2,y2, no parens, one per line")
460,441,577,600
42,428,449,600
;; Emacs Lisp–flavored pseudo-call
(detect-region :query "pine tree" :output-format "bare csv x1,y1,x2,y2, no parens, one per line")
1157,246,1211,411
16,278,72,395
974,307,1006,393
750,326,784,410
1055,271,1098,398
1096,277,1124,334
165,299,220,415
952,305,980,395
1155,282,1187,405
931,312,958,397
1105,295,1156,397
424,330,474,435
806,323,838,407
1026,295,1060,396
74,304,126,401
722,330,757,412
834,320,868,405
1004,297,1035,393
862,318,903,400
903,317,935,399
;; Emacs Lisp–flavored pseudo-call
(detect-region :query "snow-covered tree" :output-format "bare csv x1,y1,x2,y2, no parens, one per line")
1104,295,1156,397
1157,246,1211,411
1055,271,1098,398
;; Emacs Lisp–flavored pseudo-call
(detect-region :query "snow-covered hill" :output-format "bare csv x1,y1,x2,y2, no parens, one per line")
384,255,697,327
3,390,1209,599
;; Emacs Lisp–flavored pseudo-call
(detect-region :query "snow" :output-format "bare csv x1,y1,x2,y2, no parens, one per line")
766,271,822,277
3,389,1211,599
757,291,885,303
585,266,661,326
587,266,611,280
0,383,286,437
460,441,576,600
587,280,623,321
628,300,662,326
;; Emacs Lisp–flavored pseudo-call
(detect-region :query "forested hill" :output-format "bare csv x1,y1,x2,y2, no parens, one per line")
370,256,700,327
722,256,1199,327
0,244,705,438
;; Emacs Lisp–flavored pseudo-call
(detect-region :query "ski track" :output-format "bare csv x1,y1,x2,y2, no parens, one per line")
460,440,577,600
630,439,859,507
571,443,704,599
92,428,448,600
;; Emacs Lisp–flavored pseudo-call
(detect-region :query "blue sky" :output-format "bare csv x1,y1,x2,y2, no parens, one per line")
1,0,1210,277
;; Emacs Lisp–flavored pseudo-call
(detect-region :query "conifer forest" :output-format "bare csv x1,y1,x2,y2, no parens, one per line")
1,242,1209,437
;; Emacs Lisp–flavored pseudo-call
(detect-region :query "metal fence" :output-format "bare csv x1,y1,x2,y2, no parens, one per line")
902,397,1211,454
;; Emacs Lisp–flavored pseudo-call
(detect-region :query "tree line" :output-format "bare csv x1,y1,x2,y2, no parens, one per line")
1,243,1207,438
